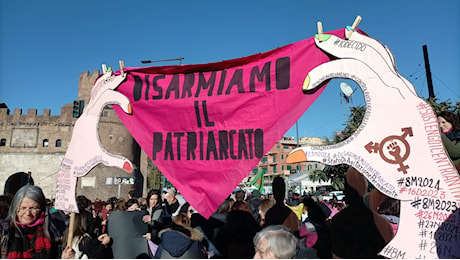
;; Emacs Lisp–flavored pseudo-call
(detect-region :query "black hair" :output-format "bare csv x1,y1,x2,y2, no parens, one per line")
438,111,460,131
126,198,139,209
272,176,286,203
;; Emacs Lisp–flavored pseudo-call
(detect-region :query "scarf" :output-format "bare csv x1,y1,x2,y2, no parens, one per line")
442,126,453,134
19,213,45,229
7,214,51,259
445,129,460,141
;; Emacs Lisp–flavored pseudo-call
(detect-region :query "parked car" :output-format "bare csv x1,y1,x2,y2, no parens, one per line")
322,190,345,202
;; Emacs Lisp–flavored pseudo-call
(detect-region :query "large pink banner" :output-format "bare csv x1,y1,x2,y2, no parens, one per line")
114,29,348,218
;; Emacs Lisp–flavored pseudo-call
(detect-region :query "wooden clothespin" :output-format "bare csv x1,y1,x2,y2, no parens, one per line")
345,15,362,40
119,60,125,75
102,64,108,74
317,21,323,42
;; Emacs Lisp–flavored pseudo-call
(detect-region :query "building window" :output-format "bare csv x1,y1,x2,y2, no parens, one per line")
0,139,6,146
287,165,291,171
55,139,62,147
43,139,49,147
103,111,109,117
283,146,289,149
281,154,284,160
273,166,277,173
282,165,284,171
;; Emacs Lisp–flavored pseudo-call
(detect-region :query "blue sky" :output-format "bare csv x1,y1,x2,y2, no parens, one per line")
1,0,459,139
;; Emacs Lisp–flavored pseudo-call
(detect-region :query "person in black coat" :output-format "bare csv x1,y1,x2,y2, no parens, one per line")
62,208,113,259
264,176,300,237
248,190,262,223
302,197,332,258
155,213,207,259
330,168,393,259
213,201,261,258
143,189,167,244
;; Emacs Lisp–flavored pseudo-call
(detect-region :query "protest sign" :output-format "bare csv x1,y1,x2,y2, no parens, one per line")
53,16,459,258
114,28,355,218
55,68,133,213
286,28,460,259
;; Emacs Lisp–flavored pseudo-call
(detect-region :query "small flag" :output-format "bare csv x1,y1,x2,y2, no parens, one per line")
250,170,264,191
287,203,304,220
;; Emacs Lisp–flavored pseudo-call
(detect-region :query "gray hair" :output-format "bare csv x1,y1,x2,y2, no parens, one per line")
253,225,298,259
8,185,47,229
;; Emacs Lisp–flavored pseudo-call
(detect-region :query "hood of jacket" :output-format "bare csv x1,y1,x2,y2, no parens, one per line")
158,227,203,257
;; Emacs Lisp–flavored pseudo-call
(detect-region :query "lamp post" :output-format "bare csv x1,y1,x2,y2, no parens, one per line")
140,57,184,192
141,57,184,65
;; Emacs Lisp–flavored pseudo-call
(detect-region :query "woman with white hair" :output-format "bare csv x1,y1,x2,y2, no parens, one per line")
253,225,298,259
3,185,57,258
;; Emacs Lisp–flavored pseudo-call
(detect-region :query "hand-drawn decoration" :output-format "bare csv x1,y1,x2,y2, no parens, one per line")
286,19,460,258
54,16,460,259
55,65,133,213
365,127,413,174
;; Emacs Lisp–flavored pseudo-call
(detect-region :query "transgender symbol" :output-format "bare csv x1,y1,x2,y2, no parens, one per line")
365,127,413,174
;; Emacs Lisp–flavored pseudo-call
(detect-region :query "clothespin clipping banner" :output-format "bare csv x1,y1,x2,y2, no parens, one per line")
119,60,125,75
317,21,323,42
345,15,362,39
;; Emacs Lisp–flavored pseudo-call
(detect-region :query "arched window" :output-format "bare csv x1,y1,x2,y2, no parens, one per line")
0,139,6,146
43,139,49,147
56,139,62,147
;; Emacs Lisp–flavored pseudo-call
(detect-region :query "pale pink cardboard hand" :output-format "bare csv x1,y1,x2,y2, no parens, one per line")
287,30,460,258
55,68,133,212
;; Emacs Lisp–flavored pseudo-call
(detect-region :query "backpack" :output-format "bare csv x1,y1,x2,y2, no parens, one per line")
0,220,10,259
71,233,91,259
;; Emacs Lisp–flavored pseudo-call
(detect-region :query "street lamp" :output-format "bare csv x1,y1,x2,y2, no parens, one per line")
139,57,184,194
141,57,184,65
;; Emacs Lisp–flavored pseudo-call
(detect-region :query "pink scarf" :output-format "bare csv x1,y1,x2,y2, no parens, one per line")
442,126,453,134
19,212,45,228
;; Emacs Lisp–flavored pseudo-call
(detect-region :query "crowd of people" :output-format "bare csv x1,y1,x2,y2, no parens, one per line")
0,111,458,259
0,173,403,259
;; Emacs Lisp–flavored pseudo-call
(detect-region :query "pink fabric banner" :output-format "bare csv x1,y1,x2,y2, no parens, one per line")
114,29,348,218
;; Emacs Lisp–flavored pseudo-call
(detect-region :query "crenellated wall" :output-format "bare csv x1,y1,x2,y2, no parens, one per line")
0,70,144,201
78,70,100,101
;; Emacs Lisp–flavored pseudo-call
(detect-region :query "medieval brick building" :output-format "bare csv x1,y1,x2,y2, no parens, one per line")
1,69,326,201
0,70,146,201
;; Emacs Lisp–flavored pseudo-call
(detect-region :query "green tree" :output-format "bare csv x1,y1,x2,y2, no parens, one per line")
310,105,366,190
427,97,460,115
334,106,366,144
